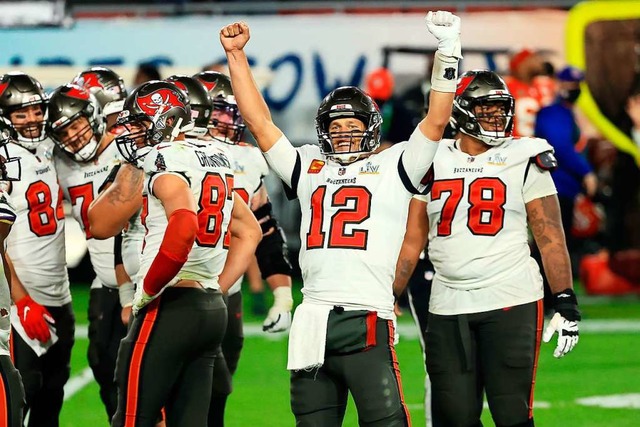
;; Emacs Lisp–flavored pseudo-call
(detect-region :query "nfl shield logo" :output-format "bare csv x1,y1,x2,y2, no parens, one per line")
338,167,346,176
443,67,456,80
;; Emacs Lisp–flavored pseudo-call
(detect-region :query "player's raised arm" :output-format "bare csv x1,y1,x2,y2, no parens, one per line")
418,11,461,141
221,22,283,151
401,11,461,191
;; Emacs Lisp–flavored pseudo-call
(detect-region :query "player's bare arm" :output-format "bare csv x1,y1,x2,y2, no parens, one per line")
114,263,133,325
88,163,144,239
528,194,581,358
526,194,572,294
220,22,284,151
393,198,429,297
219,196,262,293
5,253,28,302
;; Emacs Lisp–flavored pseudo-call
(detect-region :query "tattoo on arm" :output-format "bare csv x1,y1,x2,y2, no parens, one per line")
105,167,144,206
527,195,572,293
393,257,418,297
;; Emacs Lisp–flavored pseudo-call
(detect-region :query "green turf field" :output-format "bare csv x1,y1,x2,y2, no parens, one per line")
57,284,640,427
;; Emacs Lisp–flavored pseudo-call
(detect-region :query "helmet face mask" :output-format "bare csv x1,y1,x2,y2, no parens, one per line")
315,86,382,164
451,70,515,146
0,119,21,181
115,115,155,168
51,116,100,162
8,104,47,148
208,100,245,144
47,84,104,162
115,81,191,166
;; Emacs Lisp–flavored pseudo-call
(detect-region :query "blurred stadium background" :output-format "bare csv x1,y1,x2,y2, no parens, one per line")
1,1,639,426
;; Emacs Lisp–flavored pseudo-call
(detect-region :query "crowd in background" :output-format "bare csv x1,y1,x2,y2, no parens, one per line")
363,48,640,297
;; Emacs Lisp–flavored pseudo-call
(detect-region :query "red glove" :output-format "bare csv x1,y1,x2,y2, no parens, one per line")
16,295,55,343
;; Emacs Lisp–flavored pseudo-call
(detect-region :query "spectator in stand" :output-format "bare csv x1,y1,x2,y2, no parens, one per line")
132,62,161,87
534,66,598,307
364,67,416,147
607,93,640,283
505,48,546,136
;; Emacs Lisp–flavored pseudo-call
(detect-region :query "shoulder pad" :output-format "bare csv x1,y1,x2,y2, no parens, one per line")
532,150,557,171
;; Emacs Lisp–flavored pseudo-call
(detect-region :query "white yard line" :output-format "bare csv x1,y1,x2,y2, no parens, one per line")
63,367,94,401
64,319,640,401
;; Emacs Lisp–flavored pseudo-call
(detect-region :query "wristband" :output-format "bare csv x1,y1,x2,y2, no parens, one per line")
118,281,136,307
553,288,581,321
431,51,459,93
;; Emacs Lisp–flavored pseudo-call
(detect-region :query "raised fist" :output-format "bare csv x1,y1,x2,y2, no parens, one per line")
220,22,251,53
425,11,462,58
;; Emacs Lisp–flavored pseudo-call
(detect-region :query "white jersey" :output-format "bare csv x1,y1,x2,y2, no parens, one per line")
136,139,234,292
5,140,70,306
214,141,269,295
420,137,557,315
0,190,15,356
56,141,123,289
264,131,438,319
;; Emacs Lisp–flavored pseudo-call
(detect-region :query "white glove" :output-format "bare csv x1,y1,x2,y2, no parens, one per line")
132,289,156,317
425,11,462,59
262,286,293,333
542,312,579,358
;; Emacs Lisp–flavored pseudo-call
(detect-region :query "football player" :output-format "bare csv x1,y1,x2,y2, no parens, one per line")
418,70,580,426
189,71,294,427
47,83,125,421
0,72,74,426
0,120,25,427
108,81,261,426
219,11,461,425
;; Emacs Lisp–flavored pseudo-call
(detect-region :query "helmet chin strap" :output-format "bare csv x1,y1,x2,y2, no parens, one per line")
170,117,183,141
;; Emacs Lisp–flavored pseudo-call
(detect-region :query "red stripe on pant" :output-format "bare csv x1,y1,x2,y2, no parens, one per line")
528,299,544,419
0,369,7,427
387,320,411,426
125,299,160,427
365,312,377,348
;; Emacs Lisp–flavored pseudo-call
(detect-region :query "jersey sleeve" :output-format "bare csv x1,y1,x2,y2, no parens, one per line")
413,194,429,203
523,161,557,203
398,127,440,193
143,143,192,195
263,134,300,189
254,147,270,179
